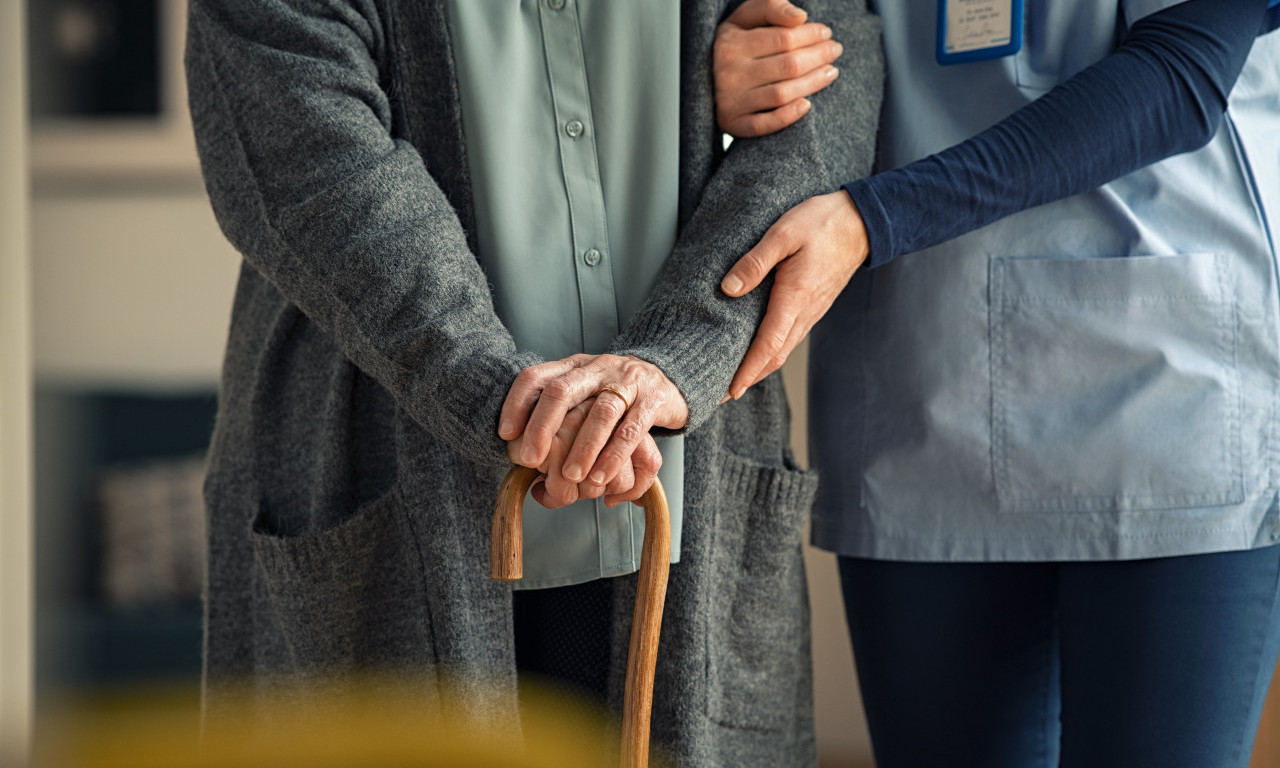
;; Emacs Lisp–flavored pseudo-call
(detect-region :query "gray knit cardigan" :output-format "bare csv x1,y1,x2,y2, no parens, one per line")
186,0,881,764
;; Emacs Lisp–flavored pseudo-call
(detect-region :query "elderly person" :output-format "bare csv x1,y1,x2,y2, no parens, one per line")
186,0,880,763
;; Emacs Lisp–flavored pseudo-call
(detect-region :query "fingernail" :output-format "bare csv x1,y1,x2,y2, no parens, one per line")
786,6,805,17
821,26,832,39
565,463,583,482
719,394,731,405
722,274,744,295
590,470,605,485
833,42,844,57
800,98,812,113
499,419,513,437
731,388,744,400
521,444,537,465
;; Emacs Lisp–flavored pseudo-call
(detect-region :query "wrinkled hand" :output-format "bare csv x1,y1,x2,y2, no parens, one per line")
499,354,688,506
720,191,869,399
714,0,844,138
506,397,663,509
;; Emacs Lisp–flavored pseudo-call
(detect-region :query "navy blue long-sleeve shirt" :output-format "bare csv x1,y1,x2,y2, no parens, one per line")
846,0,1273,269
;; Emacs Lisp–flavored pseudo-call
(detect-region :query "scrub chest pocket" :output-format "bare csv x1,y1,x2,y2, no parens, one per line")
989,252,1244,513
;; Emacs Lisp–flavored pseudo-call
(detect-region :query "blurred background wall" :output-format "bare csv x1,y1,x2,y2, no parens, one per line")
28,0,234,718
21,0,874,765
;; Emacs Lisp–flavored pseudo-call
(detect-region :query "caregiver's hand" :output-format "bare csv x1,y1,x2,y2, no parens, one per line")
506,398,664,509
500,354,688,502
714,0,843,138
721,190,869,399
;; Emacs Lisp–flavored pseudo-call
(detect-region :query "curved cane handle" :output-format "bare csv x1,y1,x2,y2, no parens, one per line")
490,467,670,768
490,466,541,581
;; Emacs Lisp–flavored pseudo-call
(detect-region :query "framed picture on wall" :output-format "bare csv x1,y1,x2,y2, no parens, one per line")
28,0,200,179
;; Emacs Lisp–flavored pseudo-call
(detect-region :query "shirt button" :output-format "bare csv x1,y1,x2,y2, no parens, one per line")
547,0,565,9
583,248,602,266
565,119,584,138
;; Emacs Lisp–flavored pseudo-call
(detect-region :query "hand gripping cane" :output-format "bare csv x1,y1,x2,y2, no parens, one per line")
491,465,671,768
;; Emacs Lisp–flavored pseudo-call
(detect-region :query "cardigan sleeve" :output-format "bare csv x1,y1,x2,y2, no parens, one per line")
608,0,884,431
186,0,540,467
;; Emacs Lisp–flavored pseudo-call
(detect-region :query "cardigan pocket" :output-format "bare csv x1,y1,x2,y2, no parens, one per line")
990,252,1244,513
249,484,437,675
706,450,818,734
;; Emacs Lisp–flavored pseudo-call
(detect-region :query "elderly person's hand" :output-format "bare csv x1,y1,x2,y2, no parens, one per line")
505,396,664,509
720,190,870,399
500,354,688,505
714,0,844,138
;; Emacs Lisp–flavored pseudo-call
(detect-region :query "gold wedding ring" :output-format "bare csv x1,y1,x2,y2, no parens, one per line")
598,385,631,412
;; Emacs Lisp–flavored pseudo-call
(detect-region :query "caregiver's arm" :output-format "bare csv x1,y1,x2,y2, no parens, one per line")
721,0,1268,398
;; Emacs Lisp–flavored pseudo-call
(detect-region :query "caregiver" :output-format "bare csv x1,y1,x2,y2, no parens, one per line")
713,1,1280,766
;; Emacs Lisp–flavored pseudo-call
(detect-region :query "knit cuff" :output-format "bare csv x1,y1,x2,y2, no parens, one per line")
425,350,545,468
610,304,744,435
843,179,896,269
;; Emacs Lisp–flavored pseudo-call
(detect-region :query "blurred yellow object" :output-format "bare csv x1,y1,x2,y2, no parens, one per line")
34,677,621,768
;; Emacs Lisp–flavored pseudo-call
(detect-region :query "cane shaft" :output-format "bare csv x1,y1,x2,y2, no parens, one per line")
620,480,670,768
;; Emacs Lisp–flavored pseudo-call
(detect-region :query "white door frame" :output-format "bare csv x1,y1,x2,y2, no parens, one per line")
1,0,34,763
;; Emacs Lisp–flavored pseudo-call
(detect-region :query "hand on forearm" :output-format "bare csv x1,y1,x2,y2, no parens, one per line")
720,190,869,399
499,354,687,506
714,0,844,138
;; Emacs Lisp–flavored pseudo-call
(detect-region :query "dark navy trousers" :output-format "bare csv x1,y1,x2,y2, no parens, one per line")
839,545,1280,768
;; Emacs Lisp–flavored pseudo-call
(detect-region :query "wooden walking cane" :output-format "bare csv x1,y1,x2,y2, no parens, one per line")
491,465,671,768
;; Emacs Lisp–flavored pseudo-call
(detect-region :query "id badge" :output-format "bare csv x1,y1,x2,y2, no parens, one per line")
936,0,1023,66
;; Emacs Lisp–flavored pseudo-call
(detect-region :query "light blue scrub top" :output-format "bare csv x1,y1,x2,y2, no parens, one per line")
810,0,1280,562
445,0,683,588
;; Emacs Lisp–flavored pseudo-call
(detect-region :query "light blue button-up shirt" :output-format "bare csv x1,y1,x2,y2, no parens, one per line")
811,0,1280,562
445,0,683,588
